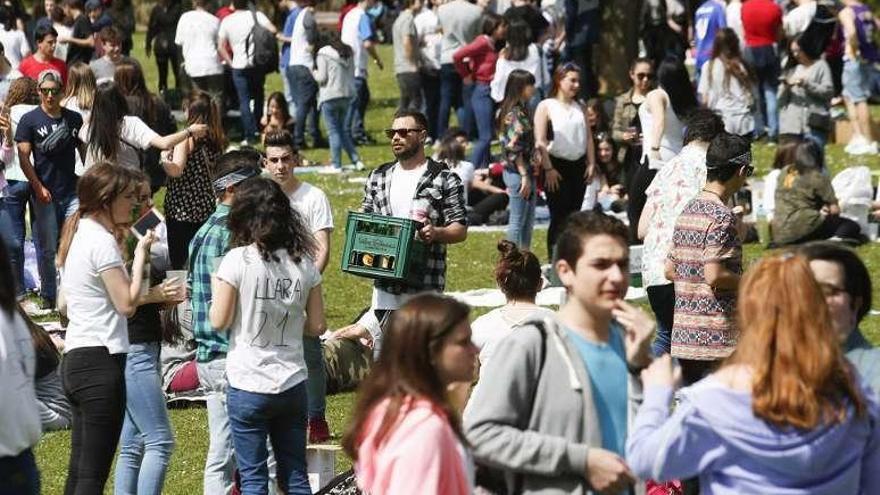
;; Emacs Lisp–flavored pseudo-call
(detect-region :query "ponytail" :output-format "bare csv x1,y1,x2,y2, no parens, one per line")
56,210,82,269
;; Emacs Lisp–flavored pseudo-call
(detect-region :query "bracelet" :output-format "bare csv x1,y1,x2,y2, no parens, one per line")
185,128,193,138
650,146,660,151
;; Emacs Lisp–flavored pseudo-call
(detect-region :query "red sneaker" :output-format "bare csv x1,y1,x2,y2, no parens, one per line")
308,417,331,444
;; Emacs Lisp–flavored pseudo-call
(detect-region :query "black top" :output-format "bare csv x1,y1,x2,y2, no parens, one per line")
67,14,94,66
147,2,183,57
504,5,549,44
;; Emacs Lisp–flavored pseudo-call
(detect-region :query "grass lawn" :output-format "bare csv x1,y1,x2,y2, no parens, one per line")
32,34,880,493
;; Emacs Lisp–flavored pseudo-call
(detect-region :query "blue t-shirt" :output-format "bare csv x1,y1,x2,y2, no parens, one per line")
694,0,727,69
359,11,375,43
279,6,302,70
566,324,628,457
14,107,83,198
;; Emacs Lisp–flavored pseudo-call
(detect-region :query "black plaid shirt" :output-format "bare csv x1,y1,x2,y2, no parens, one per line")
360,158,467,294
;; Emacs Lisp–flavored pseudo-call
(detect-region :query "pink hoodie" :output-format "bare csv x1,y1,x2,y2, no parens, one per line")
355,397,472,495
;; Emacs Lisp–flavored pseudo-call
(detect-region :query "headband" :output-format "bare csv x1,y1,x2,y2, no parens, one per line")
706,150,752,170
212,167,259,194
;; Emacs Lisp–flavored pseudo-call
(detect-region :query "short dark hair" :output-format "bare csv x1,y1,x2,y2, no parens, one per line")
481,12,504,36
440,126,467,143
798,242,872,323
555,211,629,267
705,133,751,182
392,109,429,132
34,23,58,44
263,129,298,152
630,56,653,71
495,240,542,300
99,26,121,44
231,0,248,9
684,108,725,144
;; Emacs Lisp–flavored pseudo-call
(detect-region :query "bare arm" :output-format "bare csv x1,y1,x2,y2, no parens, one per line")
100,236,150,318
149,124,207,151
17,141,51,203
365,40,384,70
218,33,233,65
304,285,327,337
162,138,191,178
209,277,237,331
646,91,666,157
313,229,331,273
533,101,552,169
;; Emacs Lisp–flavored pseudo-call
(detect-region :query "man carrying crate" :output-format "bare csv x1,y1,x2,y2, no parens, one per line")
343,109,468,351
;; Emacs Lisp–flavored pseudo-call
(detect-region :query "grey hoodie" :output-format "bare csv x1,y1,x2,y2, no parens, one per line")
314,45,355,107
464,315,643,495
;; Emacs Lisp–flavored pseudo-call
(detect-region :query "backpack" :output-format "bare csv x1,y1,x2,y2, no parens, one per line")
248,9,279,74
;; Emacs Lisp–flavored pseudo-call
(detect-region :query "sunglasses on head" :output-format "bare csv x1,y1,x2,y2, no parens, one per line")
384,128,424,139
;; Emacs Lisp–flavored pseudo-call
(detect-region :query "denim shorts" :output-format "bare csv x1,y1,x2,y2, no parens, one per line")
842,59,874,103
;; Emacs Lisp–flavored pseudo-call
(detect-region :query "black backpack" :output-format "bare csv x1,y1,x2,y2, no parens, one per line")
248,9,279,74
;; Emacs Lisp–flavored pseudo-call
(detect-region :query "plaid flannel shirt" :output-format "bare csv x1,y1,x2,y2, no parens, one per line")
188,204,231,362
360,158,467,294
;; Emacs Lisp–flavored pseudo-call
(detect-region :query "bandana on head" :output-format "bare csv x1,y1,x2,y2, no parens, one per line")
212,167,259,194
707,150,752,169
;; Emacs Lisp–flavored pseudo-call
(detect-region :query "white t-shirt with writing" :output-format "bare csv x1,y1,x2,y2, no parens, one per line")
216,245,322,394
288,181,333,234
175,9,224,77
79,115,159,170
62,217,128,354
372,162,427,310
218,10,275,70
0,308,41,457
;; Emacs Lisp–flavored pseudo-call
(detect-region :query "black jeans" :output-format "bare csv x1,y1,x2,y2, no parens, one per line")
647,283,674,356
62,347,126,495
191,74,226,114
797,215,864,244
397,72,423,112
627,158,657,243
467,190,509,225
155,51,181,92
421,70,441,140
546,155,587,259
166,217,206,269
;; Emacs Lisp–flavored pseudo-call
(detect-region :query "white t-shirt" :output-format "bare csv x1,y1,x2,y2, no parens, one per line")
54,22,71,61
372,162,427,310
79,115,159,170
0,28,30,70
490,44,545,102
414,7,441,71
218,10,275,70
216,245,322,394
0,308,41,457
288,7,315,68
62,217,128,354
3,103,37,182
288,181,333,234
783,1,816,38
175,9,224,77
341,6,369,78
450,160,475,204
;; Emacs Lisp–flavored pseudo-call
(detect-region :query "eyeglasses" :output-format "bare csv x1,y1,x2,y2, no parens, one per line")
266,153,298,164
635,72,654,80
384,128,424,139
39,87,60,96
744,165,754,177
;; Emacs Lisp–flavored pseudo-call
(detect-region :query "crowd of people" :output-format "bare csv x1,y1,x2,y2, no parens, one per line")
3,0,880,494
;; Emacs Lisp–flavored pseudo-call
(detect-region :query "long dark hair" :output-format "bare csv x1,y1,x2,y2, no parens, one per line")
656,56,698,119
315,29,352,59
343,294,471,460
87,82,130,162
114,61,158,125
708,27,754,94
185,90,226,153
503,17,531,62
496,69,535,129
437,134,466,166
226,177,316,263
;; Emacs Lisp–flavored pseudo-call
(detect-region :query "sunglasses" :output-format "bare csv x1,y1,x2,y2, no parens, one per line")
384,128,424,139
635,72,654,80
39,87,60,96
744,165,754,177
266,153,298,164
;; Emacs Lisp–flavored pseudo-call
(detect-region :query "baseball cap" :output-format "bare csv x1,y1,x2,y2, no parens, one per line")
85,0,102,12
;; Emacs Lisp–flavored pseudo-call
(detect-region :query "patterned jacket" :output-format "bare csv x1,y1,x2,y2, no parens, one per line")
360,158,467,294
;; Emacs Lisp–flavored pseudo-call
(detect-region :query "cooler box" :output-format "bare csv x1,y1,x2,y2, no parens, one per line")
341,211,427,285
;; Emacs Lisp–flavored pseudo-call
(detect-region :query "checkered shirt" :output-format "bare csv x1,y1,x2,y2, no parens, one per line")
188,204,231,362
360,158,467,294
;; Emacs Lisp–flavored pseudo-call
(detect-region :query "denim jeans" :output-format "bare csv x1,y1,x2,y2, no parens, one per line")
437,63,462,138
0,449,40,495
470,83,494,168
197,358,236,495
231,68,266,142
421,70,441,140
743,44,779,139
321,97,360,168
227,383,310,495
280,67,296,117
502,168,536,250
114,342,175,495
3,180,30,298
647,284,674,356
286,65,322,146
0,197,22,296
303,336,326,419
32,190,78,303
460,81,476,139
345,77,370,141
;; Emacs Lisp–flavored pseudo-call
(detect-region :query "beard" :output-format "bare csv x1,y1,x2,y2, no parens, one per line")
392,142,421,161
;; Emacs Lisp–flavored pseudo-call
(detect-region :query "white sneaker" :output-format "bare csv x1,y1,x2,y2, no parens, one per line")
20,299,51,317
355,161,366,171
318,166,342,174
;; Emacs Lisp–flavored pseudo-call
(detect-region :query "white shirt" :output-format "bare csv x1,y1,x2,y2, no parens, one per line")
79,115,159,170
3,103,37,182
288,181,333,233
449,160,475,204
414,7,441,71
639,89,685,169
372,161,427,310
288,7,315,68
341,6,369,78
545,98,588,161
0,308,41,457
490,44,545,102
218,10,274,70
175,9,224,77
216,245,322,394
0,28,30,70
53,22,71,61
725,1,744,42
783,1,816,38
62,217,128,354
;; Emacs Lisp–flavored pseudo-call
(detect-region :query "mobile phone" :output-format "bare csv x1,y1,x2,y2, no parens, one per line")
734,189,753,215
130,207,164,239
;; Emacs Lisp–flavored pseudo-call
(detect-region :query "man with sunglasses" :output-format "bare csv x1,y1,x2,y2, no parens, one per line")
664,132,751,386
15,70,83,311
354,109,467,349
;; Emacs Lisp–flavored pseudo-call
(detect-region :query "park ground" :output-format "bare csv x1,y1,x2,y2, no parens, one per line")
32,34,880,493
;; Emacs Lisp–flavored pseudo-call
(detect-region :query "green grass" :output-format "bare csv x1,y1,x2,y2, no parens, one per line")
31,34,880,493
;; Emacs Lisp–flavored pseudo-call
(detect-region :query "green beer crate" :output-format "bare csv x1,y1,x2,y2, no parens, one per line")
341,211,427,285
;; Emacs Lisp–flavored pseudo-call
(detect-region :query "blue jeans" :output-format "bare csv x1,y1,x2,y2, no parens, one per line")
460,81,476,139
227,383,309,495
744,44,779,138
437,63,462,138
321,97,360,168
3,180,30,298
303,336,326,419
280,66,296,117
345,76,370,141
114,342,175,495
0,449,40,495
32,190,78,303
502,168,536,250
231,68,266,142
285,65,322,146
470,83,494,168
0,197,21,296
